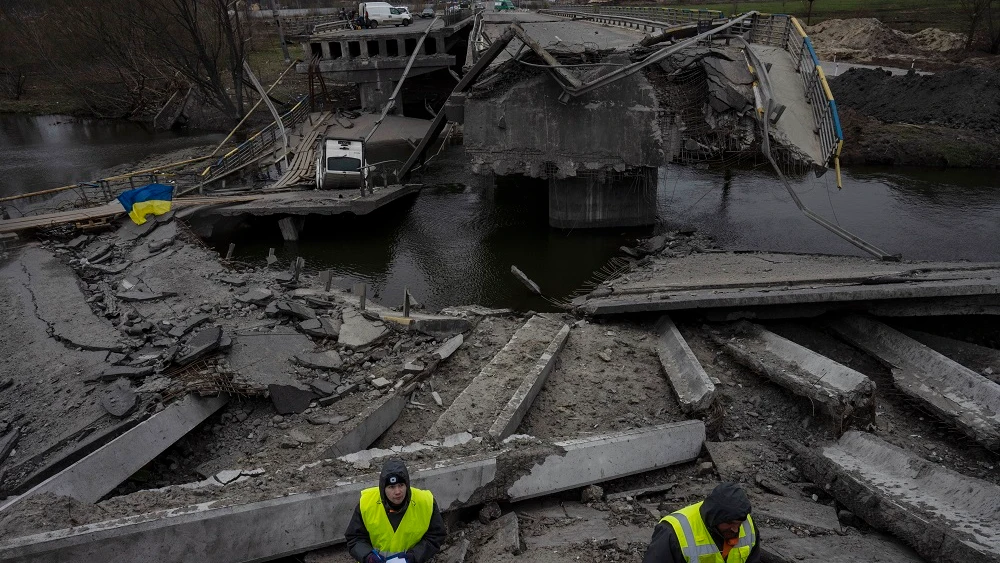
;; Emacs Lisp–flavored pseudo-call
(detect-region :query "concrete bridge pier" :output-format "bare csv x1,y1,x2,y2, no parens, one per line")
547,167,657,229
278,217,305,241
359,81,400,114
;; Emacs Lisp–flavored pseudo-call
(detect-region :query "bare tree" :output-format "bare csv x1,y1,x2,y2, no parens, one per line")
137,0,252,122
958,0,994,50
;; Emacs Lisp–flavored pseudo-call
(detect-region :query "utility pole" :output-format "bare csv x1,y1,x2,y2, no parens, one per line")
272,0,291,64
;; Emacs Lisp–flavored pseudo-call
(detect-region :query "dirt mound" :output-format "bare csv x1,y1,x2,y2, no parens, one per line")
807,18,968,61
910,28,967,52
830,67,1000,132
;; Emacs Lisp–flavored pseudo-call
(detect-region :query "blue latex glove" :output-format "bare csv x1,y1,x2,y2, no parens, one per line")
365,550,386,563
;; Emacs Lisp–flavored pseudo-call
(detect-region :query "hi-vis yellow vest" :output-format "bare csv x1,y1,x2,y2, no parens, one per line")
660,501,756,563
360,487,434,554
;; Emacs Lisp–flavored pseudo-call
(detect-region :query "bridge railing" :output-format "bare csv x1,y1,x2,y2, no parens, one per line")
783,15,843,172
200,95,315,184
555,5,723,24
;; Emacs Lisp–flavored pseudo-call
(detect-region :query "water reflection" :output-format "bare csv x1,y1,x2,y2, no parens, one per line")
657,166,1000,261
0,114,225,198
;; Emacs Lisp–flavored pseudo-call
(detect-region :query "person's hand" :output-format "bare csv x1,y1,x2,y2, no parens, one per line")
365,550,386,563
382,552,414,563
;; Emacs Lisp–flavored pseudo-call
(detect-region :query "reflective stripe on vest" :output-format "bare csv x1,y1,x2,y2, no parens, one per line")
359,487,434,554
660,501,756,562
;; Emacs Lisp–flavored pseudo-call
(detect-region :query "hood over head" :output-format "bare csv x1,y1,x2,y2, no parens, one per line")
379,457,411,510
700,482,751,540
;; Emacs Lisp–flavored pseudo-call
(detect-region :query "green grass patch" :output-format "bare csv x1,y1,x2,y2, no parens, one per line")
668,0,967,32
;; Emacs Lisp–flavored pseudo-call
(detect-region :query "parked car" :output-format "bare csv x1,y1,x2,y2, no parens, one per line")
420,6,435,17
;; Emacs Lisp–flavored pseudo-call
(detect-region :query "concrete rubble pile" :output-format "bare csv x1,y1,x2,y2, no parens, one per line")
0,222,996,563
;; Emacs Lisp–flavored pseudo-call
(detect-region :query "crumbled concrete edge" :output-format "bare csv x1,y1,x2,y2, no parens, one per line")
791,432,1000,563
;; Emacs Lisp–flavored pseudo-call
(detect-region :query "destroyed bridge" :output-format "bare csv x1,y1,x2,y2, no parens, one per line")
301,7,844,232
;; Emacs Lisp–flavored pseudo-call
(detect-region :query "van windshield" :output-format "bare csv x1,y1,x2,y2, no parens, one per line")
327,156,361,172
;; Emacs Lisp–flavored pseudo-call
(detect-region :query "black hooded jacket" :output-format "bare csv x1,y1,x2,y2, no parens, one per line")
642,483,760,563
345,459,447,563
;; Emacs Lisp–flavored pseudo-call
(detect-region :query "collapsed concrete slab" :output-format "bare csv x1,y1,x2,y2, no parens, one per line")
0,421,703,563
827,314,1000,449
902,329,1000,384
722,321,875,422
654,315,716,413
17,246,123,351
428,315,568,439
228,326,314,388
761,527,925,563
488,323,570,440
793,431,1000,563
753,494,841,533
321,393,407,458
0,394,228,512
338,308,389,349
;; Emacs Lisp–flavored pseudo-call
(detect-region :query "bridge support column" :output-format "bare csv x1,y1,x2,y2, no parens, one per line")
277,217,305,242
360,81,399,113
547,167,657,229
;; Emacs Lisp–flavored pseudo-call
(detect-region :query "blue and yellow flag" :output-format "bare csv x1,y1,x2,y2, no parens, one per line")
117,183,174,225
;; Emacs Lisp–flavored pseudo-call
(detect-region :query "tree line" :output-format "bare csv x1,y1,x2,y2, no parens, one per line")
0,0,257,121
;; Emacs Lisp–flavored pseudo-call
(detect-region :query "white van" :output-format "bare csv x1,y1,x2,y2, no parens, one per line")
359,2,412,27
315,137,367,190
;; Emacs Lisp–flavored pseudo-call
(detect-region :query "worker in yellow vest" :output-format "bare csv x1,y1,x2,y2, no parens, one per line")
642,482,759,563
345,458,446,563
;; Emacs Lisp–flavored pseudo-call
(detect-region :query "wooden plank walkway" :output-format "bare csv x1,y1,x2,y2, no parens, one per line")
269,112,332,191
0,195,264,234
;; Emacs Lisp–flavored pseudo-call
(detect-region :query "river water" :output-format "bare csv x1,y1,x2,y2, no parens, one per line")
2,114,999,311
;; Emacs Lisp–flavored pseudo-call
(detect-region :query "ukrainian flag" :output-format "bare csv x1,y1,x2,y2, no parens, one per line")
117,183,174,225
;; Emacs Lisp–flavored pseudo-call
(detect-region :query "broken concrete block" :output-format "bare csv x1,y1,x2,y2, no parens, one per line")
85,242,112,262
754,494,841,533
440,305,513,318
371,377,391,389
903,329,1000,385
100,379,138,418
478,501,502,523
305,414,351,426
91,261,131,275
175,326,223,366
218,275,246,286
795,431,1000,563
431,391,443,406
488,322,570,441
403,360,424,374
433,334,463,360
762,526,925,563
321,393,407,457
0,421,705,562
704,441,781,483
827,314,1000,449
167,313,211,338
295,351,343,370
655,315,716,413
339,308,389,349
117,218,158,242
66,235,90,249
413,317,472,340
116,290,174,302
724,321,875,422
479,512,523,556
307,379,339,396
269,385,315,415
93,365,155,382
274,300,317,320
431,315,567,439
236,288,273,305
0,427,21,465
297,317,341,339
0,395,228,510
148,237,174,252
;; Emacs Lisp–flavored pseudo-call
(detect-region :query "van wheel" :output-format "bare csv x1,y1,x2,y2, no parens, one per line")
370,20,378,28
